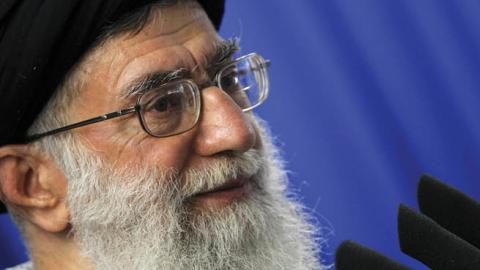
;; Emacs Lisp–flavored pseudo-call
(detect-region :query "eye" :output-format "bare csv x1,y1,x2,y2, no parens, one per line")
153,97,168,112
220,68,241,93
151,92,183,113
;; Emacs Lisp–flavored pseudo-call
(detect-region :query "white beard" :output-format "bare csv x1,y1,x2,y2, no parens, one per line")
55,123,324,270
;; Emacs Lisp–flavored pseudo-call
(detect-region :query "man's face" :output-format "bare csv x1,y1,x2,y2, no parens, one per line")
51,2,320,270
72,2,258,194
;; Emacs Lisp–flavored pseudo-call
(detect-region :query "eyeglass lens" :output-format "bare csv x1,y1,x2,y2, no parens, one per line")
138,53,269,137
218,54,268,111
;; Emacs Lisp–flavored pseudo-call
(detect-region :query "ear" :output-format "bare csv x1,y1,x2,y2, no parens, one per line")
0,145,69,233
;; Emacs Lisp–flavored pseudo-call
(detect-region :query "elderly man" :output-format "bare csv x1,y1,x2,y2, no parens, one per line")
0,0,323,269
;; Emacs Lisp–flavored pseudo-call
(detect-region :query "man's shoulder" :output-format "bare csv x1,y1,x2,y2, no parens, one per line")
5,261,33,270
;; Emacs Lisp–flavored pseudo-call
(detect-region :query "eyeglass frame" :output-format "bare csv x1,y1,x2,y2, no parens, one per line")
26,53,271,142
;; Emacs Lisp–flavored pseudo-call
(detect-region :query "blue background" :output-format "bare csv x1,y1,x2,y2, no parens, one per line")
2,0,480,269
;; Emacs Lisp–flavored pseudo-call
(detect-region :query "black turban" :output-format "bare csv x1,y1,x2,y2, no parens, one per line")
0,0,224,212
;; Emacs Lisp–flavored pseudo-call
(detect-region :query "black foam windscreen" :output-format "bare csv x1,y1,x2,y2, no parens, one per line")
398,204,480,270
335,240,411,270
418,174,480,249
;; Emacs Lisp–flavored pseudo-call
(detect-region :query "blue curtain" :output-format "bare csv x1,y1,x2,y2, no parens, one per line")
2,1,480,269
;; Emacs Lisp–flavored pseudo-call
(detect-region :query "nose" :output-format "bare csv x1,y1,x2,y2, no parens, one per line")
193,86,257,156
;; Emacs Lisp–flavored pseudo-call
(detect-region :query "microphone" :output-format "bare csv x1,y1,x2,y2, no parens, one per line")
417,174,480,249
398,204,480,269
335,174,480,269
335,240,411,270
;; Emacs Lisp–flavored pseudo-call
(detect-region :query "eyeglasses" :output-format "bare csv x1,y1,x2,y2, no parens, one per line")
27,53,270,142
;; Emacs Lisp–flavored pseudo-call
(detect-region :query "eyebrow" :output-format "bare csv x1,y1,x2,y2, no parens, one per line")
206,38,240,76
124,68,191,98
122,38,240,98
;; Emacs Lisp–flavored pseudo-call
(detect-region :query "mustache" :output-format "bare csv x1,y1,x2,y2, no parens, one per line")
178,149,264,199
69,149,266,217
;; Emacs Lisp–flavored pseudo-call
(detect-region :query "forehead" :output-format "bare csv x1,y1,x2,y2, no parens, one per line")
77,2,221,107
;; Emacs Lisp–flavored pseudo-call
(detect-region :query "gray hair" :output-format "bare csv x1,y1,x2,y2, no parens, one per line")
8,0,179,239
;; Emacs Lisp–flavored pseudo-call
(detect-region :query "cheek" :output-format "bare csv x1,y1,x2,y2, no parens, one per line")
136,137,194,169
245,113,264,150
100,134,195,172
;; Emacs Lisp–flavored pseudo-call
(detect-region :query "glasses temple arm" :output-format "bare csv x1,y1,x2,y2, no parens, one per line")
26,106,138,142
